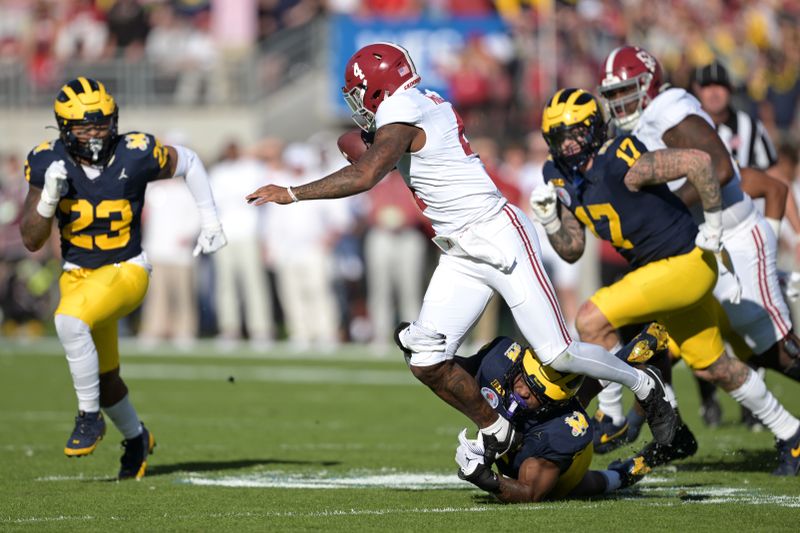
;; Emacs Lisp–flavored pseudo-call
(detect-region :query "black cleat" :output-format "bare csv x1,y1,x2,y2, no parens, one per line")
637,366,678,445
610,422,698,472
64,411,106,457
118,424,156,480
608,456,649,488
616,322,669,364
773,426,800,476
592,411,630,455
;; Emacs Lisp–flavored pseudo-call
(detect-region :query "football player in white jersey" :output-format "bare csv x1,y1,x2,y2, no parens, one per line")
594,45,800,474
247,42,678,464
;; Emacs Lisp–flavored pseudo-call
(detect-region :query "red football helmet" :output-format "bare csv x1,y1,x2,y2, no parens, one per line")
342,42,421,131
598,45,663,131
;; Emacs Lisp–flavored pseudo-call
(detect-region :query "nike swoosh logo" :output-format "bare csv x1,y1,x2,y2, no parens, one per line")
791,445,800,458
599,424,629,444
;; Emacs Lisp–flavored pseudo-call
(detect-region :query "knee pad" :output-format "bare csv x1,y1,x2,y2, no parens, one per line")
55,314,92,345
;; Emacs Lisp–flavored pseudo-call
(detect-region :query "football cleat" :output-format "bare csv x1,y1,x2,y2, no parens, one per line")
608,456,649,489
637,366,678,445
773,426,800,476
118,424,156,481
592,410,630,455
64,410,106,457
616,322,669,364
610,422,698,473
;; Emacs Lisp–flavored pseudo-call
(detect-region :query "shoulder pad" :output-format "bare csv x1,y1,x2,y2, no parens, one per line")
25,139,62,185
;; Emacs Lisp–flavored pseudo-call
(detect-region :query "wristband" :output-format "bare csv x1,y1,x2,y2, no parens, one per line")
543,218,562,235
286,186,299,203
36,193,58,218
703,209,722,230
766,217,781,239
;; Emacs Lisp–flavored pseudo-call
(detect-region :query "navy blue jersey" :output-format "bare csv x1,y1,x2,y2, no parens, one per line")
471,337,592,477
25,133,169,268
543,135,697,268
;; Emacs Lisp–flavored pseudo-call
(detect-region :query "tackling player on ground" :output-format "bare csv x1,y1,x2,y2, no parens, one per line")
246,42,678,465
20,77,227,480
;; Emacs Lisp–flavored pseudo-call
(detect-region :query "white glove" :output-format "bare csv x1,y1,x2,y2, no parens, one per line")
193,223,228,256
695,210,723,253
455,429,486,477
36,160,69,218
397,321,446,355
529,182,561,234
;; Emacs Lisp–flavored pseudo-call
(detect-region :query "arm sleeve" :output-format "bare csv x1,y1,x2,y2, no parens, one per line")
172,144,220,228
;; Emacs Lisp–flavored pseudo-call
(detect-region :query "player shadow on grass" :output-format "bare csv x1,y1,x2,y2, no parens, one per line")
143,458,342,477
670,448,777,473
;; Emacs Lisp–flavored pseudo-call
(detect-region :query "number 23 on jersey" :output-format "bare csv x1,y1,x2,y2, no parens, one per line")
60,198,133,250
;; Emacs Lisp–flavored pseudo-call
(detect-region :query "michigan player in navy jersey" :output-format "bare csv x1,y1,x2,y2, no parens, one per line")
528,88,800,476
450,328,670,501
19,77,227,480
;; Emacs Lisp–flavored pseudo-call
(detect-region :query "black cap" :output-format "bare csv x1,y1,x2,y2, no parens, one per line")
693,60,732,90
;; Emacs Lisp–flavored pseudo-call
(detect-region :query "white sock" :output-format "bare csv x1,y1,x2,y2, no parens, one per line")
103,395,142,440
598,382,625,425
665,383,678,409
549,341,642,390
729,368,800,441
55,314,100,413
630,371,655,401
601,470,622,493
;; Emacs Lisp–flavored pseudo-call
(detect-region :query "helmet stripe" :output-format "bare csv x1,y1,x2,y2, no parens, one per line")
604,46,622,76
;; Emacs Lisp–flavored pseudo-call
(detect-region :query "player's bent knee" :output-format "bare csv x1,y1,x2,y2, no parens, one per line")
54,314,91,343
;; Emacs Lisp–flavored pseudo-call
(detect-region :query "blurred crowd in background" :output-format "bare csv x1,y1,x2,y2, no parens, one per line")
2,0,800,350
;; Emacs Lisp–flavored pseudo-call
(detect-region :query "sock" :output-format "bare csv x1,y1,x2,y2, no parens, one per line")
103,394,142,440
729,368,800,441
601,470,622,493
597,382,625,425
55,314,100,413
549,341,642,390
665,384,678,409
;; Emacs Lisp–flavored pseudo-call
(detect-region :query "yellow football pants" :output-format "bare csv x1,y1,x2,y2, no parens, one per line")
549,443,594,500
590,247,725,370
55,262,149,373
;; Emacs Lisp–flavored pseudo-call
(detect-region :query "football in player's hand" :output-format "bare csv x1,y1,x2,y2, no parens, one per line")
337,129,371,164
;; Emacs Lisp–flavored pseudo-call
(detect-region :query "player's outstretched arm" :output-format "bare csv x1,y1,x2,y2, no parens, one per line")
496,457,561,503
624,148,721,214
246,123,417,206
20,186,53,252
167,145,227,256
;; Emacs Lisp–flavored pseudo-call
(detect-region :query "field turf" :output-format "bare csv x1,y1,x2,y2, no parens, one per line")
1,339,799,531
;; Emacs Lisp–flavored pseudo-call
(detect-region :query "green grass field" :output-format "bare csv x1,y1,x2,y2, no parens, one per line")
2,339,799,531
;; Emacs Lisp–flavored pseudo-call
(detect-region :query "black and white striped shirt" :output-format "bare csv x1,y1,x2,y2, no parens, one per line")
715,106,778,170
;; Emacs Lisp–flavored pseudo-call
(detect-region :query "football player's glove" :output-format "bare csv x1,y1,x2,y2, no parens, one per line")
193,223,228,256
37,159,69,218
455,429,500,494
695,210,722,253
529,183,561,234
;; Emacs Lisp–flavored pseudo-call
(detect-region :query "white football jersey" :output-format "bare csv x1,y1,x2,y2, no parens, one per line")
375,87,505,236
633,88,753,228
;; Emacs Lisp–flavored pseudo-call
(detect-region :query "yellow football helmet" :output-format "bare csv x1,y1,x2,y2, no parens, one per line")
54,77,118,164
541,88,607,177
519,347,584,405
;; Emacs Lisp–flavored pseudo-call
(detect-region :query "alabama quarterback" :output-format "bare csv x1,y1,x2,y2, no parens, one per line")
246,42,678,463
20,77,227,480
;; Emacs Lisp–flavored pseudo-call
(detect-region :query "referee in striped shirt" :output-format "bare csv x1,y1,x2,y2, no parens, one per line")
693,61,778,171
